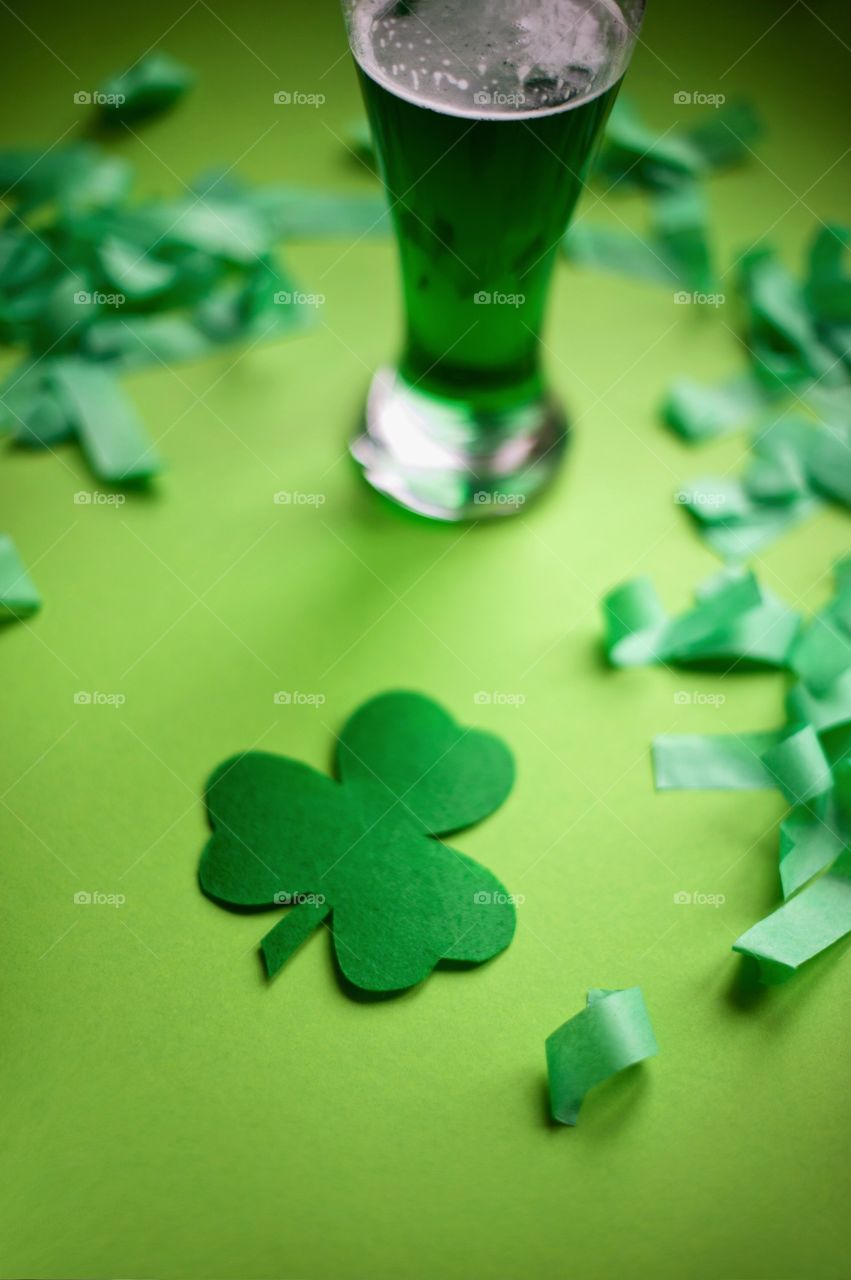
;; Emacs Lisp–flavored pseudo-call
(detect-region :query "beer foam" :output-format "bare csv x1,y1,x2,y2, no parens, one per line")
351,0,633,118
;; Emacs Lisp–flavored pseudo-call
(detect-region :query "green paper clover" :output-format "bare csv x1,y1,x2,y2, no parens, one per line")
199,691,517,994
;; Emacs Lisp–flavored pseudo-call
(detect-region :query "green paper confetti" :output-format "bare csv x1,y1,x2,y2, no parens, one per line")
740,246,840,391
733,848,851,983
47,358,160,483
806,224,851,327
676,414,848,562
199,692,517,995
648,559,851,977
597,98,761,192
603,568,800,672
0,534,41,621
661,223,851,555
565,183,713,292
663,374,770,443
652,731,780,791
97,53,194,126
546,988,658,1126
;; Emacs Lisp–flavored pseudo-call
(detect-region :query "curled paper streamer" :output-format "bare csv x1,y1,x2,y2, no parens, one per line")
651,559,851,979
603,568,800,671
734,848,851,983
546,988,658,1126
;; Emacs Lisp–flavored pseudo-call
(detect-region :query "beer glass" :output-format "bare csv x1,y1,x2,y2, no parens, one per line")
341,0,646,520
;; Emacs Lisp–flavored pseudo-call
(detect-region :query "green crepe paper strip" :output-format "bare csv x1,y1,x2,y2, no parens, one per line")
0,534,42,621
806,225,851,328
565,184,713,293
246,186,391,240
649,559,851,974
652,732,780,792
46,358,160,483
603,568,800,672
740,247,840,391
807,423,851,508
97,53,194,126
199,692,516,995
546,988,658,1126
788,561,851,695
0,363,73,448
598,99,761,191
733,848,851,983
660,225,851,551
663,375,770,443
0,144,132,217
676,413,849,562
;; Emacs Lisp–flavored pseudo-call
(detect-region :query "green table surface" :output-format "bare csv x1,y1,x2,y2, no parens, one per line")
1,2,850,1278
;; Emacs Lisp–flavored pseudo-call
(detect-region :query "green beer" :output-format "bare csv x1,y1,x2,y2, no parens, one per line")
343,0,645,519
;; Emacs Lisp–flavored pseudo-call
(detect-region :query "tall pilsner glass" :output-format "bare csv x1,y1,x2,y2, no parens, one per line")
341,0,646,520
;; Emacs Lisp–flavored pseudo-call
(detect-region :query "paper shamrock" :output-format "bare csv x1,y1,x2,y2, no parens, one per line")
199,692,517,994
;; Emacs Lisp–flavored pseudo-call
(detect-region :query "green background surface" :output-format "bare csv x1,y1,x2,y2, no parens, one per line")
1,2,850,1277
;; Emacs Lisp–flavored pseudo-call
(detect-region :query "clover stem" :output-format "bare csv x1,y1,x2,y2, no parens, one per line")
260,899,332,978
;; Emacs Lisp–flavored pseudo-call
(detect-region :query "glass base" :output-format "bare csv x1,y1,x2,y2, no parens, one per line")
350,367,567,522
